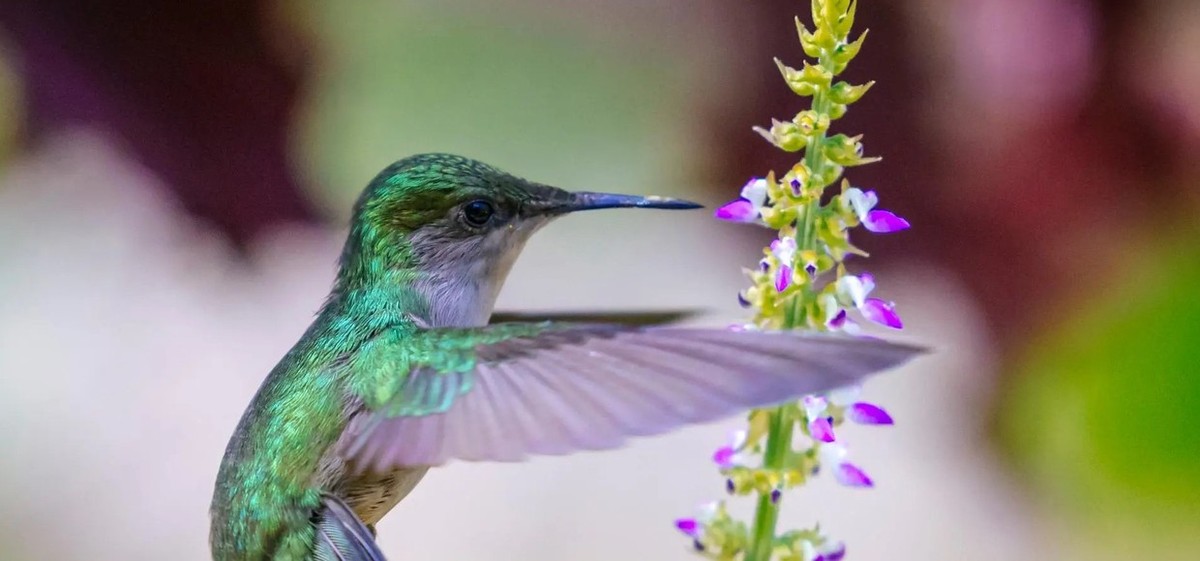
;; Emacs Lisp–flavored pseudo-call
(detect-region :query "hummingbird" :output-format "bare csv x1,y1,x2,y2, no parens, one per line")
209,153,921,561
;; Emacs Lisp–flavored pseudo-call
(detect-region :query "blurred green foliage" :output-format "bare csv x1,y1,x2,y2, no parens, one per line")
289,0,690,218
1002,228,1200,557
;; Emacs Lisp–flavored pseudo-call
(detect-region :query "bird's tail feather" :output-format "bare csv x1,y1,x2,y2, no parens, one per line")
313,494,387,561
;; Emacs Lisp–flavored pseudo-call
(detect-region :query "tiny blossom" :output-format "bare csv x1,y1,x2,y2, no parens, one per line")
715,178,769,223
802,538,847,561
820,444,874,488
835,273,904,329
842,187,910,233
799,249,820,279
816,542,847,561
771,236,798,292
847,402,894,425
820,293,858,332
713,430,749,469
674,502,719,537
827,309,851,330
861,299,903,329
675,518,700,537
829,385,894,426
801,540,819,561
834,463,874,488
803,395,836,442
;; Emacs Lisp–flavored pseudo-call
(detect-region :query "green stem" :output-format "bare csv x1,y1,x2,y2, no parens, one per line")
747,50,838,561
744,407,795,561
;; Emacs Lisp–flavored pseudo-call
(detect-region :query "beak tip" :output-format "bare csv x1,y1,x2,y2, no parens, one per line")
640,195,705,210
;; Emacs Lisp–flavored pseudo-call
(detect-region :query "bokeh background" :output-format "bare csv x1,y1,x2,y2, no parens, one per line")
1,0,1197,559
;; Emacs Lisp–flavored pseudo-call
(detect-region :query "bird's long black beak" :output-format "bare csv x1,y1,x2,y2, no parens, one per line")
527,184,702,217
564,191,703,212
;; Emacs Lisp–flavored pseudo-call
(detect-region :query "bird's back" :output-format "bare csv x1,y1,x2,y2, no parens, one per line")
210,312,368,561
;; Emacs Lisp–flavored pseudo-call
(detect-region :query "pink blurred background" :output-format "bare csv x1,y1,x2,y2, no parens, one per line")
0,1,1197,559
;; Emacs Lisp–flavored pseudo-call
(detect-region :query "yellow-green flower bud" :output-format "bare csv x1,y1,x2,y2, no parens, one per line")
793,111,830,138
832,30,868,73
829,80,873,105
795,18,822,59
753,119,806,152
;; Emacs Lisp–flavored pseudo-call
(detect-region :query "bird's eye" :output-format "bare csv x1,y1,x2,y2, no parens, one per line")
462,199,495,228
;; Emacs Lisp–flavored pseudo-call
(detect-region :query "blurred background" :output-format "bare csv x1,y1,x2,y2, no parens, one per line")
0,0,1197,559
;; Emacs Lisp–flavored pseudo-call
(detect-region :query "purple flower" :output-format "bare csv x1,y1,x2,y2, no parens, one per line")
843,187,909,233
821,293,858,332
834,463,874,488
776,265,793,292
713,430,748,469
675,518,700,537
675,502,719,538
713,446,737,468
803,396,836,442
821,444,874,488
830,386,895,425
771,236,798,292
714,199,756,222
715,178,769,223
835,273,904,330
809,417,836,442
816,542,847,561
864,210,910,233
861,298,903,329
847,402,894,425
828,309,849,329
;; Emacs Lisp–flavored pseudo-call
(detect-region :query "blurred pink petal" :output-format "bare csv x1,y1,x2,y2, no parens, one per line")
714,199,756,222
817,542,847,561
776,265,792,292
675,518,699,536
863,209,910,233
835,462,874,488
810,417,836,442
828,309,848,329
861,298,903,329
848,402,894,425
712,445,737,468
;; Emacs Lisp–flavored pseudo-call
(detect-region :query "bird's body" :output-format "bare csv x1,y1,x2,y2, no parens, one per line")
210,154,921,561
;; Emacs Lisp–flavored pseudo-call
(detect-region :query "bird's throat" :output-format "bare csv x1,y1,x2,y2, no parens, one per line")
411,237,529,328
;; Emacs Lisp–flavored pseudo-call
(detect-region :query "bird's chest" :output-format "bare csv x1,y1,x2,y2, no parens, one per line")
336,466,431,525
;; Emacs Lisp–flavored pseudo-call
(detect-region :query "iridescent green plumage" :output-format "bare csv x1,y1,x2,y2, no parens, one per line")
209,154,921,561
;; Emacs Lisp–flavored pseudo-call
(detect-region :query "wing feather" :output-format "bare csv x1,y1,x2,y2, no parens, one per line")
341,323,923,471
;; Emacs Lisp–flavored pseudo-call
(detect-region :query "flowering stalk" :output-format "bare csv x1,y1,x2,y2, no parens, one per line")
677,2,909,560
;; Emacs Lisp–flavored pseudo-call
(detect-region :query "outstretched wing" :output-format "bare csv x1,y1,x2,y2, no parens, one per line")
489,309,699,326
339,323,922,473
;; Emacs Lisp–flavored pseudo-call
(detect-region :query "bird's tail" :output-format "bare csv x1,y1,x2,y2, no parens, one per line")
313,494,387,561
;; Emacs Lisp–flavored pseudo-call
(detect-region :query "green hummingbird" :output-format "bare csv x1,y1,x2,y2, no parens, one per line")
209,154,921,561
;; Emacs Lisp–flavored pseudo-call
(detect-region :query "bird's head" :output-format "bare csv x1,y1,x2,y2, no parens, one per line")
337,153,700,325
